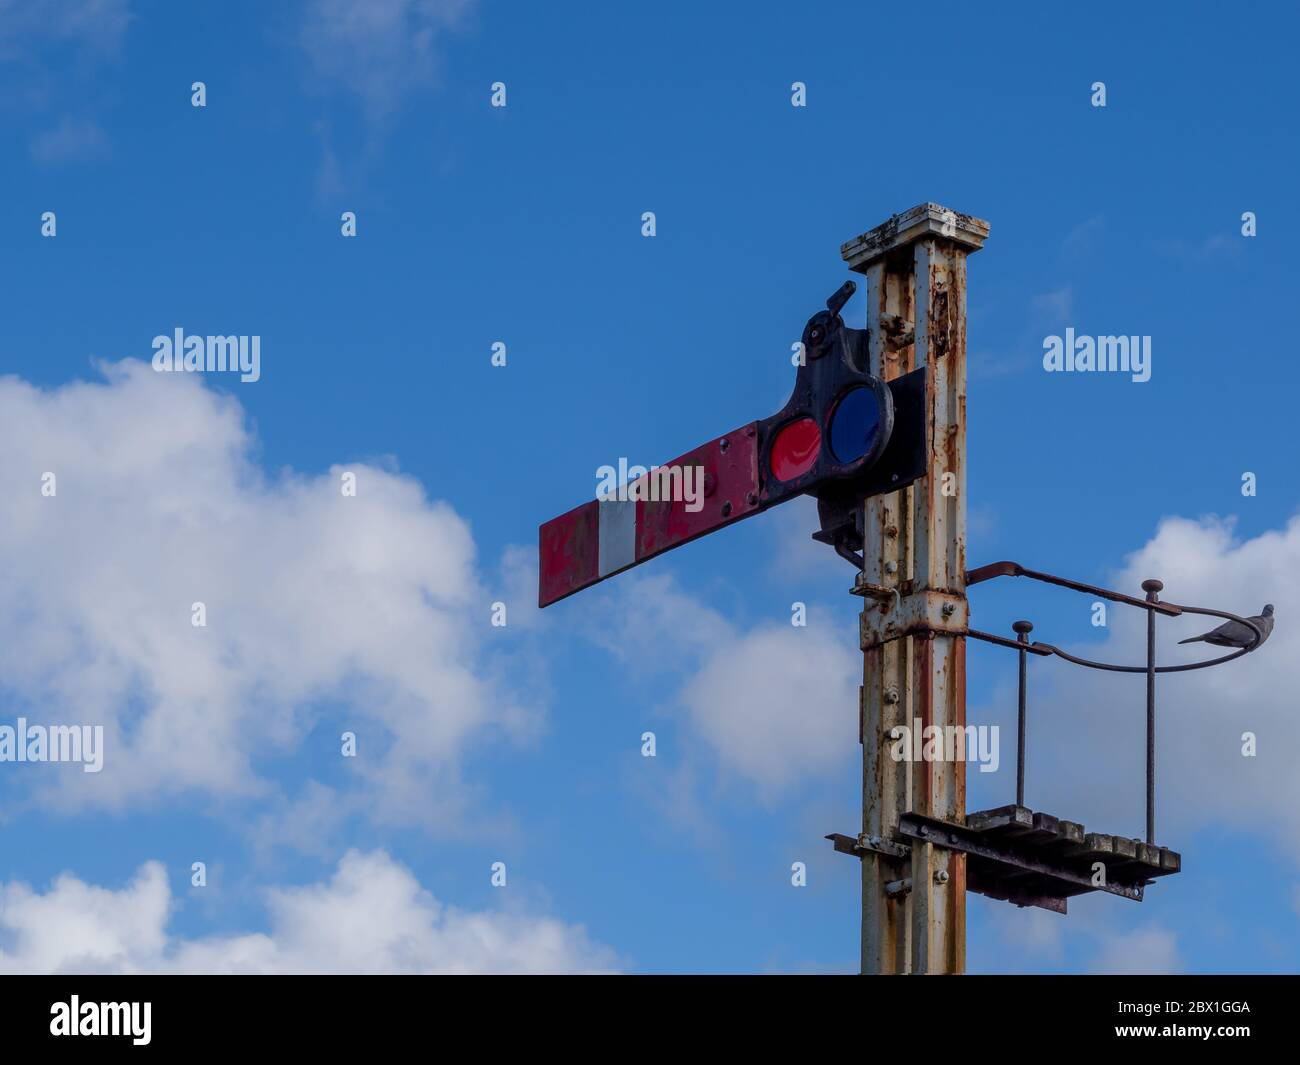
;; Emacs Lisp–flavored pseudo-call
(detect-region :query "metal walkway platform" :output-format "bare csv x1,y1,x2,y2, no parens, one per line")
829,804,1180,914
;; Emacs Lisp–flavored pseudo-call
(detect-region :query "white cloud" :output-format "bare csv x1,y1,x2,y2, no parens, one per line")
587,573,858,798
0,850,619,974
29,115,108,164
974,896,1183,974
1031,286,1073,322
1154,232,1245,264
980,900,1065,963
299,0,472,120
0,0,131,59
1061,214,1104,258
680,624,857,796
974,839,1201,973
0,360,533,825
587,573,731,667
1088,924,1181,975
765,494,844,581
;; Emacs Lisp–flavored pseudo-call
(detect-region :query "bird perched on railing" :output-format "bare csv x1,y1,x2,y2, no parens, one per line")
1178,605,1273,648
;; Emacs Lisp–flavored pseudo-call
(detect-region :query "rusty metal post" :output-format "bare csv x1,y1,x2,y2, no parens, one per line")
843,204,988,974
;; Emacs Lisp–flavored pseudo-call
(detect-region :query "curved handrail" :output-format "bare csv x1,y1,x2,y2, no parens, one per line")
961,559,1267,845
964,562,1266,672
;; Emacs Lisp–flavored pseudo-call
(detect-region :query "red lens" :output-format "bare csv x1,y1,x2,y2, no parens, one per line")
769,417,821,481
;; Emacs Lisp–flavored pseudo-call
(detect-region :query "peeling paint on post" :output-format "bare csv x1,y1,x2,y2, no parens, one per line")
843,203,988,974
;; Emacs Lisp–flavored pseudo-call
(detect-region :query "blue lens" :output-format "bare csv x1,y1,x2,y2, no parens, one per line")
829,386,880,464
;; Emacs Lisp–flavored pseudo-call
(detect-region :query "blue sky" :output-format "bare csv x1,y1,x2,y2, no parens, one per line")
0,0,1297,973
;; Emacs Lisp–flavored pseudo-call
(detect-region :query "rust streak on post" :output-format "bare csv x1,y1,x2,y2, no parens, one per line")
859,253,913,975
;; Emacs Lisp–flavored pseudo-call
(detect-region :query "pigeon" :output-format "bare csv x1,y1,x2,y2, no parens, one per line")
1178,604,1273,648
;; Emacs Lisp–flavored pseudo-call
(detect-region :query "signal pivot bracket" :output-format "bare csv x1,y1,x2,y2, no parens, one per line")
860,590,968,649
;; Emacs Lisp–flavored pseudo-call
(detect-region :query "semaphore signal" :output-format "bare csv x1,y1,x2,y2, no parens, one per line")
537,203,1270,974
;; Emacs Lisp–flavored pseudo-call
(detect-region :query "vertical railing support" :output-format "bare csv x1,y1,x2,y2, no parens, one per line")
1013,620,1033,807
1142,578,1163,845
